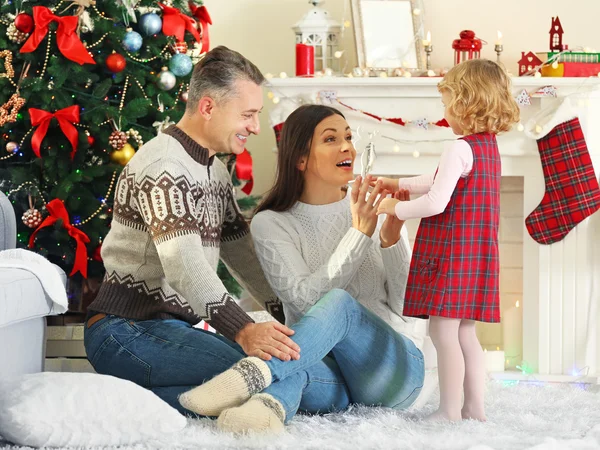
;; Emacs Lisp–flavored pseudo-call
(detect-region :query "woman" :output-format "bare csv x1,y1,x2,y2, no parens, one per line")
179,105,432,432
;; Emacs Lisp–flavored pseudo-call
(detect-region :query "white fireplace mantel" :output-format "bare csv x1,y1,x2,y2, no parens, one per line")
268,76,600,378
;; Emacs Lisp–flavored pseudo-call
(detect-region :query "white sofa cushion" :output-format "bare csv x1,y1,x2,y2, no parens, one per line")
0,372,187,448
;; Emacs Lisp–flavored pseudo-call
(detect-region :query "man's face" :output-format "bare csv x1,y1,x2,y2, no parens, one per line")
208,79,263,155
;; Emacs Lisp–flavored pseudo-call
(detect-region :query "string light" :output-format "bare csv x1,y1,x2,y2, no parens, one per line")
76,170,118,226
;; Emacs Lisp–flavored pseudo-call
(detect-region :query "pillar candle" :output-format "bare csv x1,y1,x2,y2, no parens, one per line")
296,43,314,77
484,348,505,372
502,300,523,369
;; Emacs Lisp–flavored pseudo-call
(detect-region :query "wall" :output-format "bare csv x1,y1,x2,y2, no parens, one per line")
208,0,600,196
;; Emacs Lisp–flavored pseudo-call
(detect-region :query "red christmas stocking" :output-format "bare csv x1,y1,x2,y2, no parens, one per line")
526,117,600,244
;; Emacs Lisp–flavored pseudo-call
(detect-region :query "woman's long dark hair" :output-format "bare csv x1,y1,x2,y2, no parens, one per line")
255,104,345,214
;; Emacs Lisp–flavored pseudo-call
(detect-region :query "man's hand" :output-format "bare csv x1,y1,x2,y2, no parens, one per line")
235,322,301,362
379,190,409,248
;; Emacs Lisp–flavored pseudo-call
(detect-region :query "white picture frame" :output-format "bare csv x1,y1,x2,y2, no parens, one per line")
351,0,423,71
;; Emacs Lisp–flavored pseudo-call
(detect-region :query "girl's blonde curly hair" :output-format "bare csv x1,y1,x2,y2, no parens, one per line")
438,59,520,135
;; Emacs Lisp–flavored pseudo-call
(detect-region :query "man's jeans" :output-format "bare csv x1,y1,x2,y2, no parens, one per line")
84,289,424,422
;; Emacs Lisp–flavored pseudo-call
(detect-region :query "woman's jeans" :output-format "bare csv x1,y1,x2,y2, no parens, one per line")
84,289,424,423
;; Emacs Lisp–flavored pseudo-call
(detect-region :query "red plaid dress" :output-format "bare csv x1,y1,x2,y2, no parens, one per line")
402,133,501,322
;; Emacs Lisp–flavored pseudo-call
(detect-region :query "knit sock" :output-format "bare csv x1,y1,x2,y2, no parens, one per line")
218,394,286,434
178,357,272,416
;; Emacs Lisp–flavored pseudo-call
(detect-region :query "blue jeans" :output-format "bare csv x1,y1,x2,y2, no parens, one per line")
84,289,423,422
266,289,424,411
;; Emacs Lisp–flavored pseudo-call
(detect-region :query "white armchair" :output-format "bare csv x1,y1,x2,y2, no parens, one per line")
0,191,67,378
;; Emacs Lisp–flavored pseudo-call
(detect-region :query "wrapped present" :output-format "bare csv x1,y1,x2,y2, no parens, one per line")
541,61,600,77
537,52,600,64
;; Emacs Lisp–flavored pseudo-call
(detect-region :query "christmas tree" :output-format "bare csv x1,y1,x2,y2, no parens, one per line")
0,0,255,309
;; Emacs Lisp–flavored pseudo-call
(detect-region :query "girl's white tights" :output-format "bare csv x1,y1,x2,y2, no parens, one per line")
426,316,487,422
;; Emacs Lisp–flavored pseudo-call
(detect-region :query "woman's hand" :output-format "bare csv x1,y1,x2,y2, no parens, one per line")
379,190,409,248
350,175,386,238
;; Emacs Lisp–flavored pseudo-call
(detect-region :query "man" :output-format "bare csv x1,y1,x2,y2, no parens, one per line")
84,46,349,429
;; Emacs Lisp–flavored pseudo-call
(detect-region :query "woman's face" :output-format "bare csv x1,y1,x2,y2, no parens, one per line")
299,114,356,188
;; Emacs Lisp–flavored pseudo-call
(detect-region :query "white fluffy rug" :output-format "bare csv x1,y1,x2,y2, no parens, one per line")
2,381,599,450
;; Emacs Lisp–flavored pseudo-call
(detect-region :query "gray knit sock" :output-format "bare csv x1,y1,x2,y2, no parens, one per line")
218,394,286,434
179,357,271,416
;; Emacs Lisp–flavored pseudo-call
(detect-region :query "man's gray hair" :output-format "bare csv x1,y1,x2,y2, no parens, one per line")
186,46,265,113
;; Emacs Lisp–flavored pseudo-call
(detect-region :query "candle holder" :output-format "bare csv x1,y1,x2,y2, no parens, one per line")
424,44,433,71
495,43,503,64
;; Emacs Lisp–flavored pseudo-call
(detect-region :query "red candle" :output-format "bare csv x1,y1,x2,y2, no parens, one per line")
296,43,314,77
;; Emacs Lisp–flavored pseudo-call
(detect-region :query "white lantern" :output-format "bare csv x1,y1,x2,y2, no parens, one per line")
292,0,341,73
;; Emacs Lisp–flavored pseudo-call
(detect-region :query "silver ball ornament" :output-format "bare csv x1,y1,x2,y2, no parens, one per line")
157,69,176,91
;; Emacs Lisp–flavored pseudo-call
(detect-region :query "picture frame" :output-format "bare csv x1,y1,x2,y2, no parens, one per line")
350,0,424,71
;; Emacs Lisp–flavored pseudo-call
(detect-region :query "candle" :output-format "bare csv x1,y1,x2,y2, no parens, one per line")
295,43,314,77
422,31,431,47
484,347,505,372
495,31,503,46
502,300,523,369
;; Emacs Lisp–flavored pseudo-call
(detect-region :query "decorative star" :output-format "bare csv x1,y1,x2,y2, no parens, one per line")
414,118,429,129
516,89,531,106
540,86,558,97
0,50,15,79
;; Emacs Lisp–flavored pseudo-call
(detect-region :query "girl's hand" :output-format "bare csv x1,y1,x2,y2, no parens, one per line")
377,197,400,216
370,177,399,193
350,175,386,237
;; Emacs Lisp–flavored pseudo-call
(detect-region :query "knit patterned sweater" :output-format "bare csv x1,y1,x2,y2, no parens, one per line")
251,195,426,349
88,126,283,341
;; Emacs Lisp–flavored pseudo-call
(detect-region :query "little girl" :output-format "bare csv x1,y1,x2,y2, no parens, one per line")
377,59,519,422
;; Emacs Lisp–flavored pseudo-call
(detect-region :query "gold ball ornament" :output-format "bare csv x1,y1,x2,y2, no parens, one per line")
121,143,136,163
110,143,136,166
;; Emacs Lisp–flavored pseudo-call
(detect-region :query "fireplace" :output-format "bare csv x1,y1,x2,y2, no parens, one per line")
268,76,600,379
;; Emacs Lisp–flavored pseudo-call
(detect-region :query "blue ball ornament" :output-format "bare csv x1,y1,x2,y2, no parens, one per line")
122,30,143,53
169,53,193,77
139,13,162,36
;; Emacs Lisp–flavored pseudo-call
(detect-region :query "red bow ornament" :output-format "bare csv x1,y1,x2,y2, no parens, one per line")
20,6,95,65
159,3,200,42
29,199,91,278
29,105,80,159
188,2,212,52
236,149,254,195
